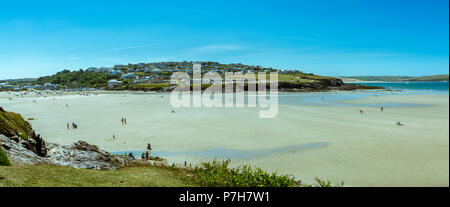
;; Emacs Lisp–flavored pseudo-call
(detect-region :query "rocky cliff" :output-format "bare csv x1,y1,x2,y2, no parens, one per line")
0,107,122,170
277,78,383,92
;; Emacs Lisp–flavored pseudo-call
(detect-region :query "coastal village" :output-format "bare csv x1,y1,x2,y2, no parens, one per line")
0,61,305,91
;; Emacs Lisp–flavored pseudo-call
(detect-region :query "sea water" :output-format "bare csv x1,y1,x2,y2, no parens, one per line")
357,81,449,92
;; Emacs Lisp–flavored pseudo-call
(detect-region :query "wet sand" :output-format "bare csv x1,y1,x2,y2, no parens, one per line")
0,91,448,186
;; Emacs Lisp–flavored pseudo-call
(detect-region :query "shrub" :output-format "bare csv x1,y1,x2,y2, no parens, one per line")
0,150,11,166
189,160,344,187
192,160,298,187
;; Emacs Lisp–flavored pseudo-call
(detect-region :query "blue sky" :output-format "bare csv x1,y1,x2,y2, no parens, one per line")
0,0,448,79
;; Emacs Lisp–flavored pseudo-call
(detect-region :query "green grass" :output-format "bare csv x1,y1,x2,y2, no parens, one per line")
191,160,298,187
0,150,11,167
0,107,34,139
0,160,343,187
0,164,200,187
189,160,343,187
118,83,170,90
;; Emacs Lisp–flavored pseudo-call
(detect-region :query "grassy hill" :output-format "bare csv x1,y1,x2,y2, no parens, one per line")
0,107,34,139
0,78,37,83
407,75,449,81
341,75,449,82
35,69,112,88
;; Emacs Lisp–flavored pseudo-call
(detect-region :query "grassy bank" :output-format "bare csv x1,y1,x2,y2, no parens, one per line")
0,160,343,187
0,107,34,139
0,164,200,187
0,150,11,166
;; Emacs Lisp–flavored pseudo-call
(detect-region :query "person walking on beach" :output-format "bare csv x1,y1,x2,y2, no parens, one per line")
141,152,145,161
124,118,127,125
121,118,124,125
359,109,364,114
67,122,70,130
380,106,384,112
145,151,149,160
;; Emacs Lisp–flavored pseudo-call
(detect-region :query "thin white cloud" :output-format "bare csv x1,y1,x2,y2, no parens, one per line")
288,36,364,44
111,45,144,51
67,56,81,60
186,44,246,54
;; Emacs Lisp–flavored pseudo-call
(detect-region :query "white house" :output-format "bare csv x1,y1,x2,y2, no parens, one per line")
108,69,123,76
107,79,122,88
121,73,137,80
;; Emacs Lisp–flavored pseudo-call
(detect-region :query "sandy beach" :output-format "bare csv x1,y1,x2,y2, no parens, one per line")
0,91,448,186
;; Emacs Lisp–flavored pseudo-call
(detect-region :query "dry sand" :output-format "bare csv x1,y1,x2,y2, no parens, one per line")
0,91,448,186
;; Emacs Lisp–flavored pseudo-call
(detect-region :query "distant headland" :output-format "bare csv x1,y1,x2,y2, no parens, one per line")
340,75,449,83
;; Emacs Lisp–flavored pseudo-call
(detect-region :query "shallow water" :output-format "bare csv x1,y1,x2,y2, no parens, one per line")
113,142,329,160
278,92,432,108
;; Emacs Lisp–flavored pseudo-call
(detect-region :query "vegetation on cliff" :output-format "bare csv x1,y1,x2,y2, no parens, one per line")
189,160,343,187
0,150,11,166
0,107,34,140
35,69,116,88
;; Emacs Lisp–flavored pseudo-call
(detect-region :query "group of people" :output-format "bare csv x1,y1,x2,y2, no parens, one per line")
121,118,128,125
358,106,403,126
359,106,384,114
123,143,152,163
141,143,152,160
67,122,78,129
141,151,150,161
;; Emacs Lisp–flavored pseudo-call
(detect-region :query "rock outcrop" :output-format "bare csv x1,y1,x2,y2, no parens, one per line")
277,78,382,92
1,107,122,170
46,141,122,170
1,135,122,170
